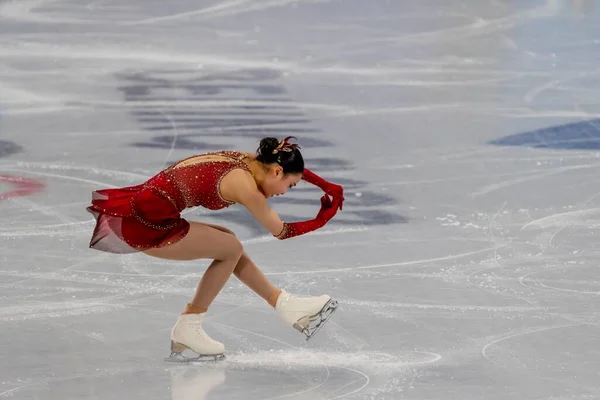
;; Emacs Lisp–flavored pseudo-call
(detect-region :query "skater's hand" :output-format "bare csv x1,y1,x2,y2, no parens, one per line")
302,169,344,210
316,194,341,223
324,182,344,211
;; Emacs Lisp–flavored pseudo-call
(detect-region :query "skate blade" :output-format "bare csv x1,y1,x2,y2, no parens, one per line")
165,342,225,363
298,299,339,341
164,352,225,363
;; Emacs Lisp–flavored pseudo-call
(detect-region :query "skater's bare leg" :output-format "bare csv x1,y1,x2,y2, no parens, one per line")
201,223,281,306
234,254,280,305
147,221,337,345
144,221,244,311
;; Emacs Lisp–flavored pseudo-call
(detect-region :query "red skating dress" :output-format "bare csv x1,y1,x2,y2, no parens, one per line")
86,151,251,254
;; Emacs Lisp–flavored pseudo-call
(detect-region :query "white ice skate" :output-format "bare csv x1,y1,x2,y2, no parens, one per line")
275,290,338,341
165,313,225,363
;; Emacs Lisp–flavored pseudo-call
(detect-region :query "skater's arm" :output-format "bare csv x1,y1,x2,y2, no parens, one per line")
223,169,341,239
241,192,286,236
224,169,285,236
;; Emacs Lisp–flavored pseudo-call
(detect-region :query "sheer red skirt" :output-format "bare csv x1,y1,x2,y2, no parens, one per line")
86,184,189,254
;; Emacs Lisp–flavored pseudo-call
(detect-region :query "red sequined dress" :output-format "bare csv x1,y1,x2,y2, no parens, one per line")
86,151,252,254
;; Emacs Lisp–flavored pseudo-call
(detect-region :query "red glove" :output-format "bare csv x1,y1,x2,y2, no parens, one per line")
275,194,341,240
302,169,345,210
316,194,339,222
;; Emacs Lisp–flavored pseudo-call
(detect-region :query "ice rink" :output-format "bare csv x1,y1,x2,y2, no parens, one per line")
2,0,600,399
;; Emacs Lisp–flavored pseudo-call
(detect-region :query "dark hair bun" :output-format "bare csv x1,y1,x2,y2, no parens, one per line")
257,137,280,161
255,136,304,174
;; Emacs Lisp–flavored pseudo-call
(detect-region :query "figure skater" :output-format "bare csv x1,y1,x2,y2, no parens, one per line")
86,136,344,361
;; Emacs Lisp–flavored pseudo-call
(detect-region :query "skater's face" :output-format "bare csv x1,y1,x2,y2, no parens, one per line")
262,166,302,198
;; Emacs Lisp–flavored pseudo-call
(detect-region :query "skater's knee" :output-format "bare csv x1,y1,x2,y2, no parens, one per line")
230,238,244,260
221,235,243,262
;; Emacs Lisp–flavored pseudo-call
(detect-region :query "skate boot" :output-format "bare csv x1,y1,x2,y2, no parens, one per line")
165,313,225,363
275,290,338,341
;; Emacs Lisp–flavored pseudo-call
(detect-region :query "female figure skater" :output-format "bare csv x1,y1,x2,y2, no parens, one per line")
86,137,344,362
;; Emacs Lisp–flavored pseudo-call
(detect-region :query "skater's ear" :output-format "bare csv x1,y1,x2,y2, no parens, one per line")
272,164,284,178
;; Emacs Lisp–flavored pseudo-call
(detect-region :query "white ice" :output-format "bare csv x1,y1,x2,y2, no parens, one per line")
1,0,600,399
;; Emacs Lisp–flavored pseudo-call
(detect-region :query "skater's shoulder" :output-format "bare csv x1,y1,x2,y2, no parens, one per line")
220,167,263,204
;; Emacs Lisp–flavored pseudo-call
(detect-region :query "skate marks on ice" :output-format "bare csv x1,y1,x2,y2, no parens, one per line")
171,311,443,399
518,265,600,296
124,0,337,26
1,345,438,400
521,206,600,231
0,363,220,400
226,348,441,371
0,0,136,25
468,163,600,198
218,349,440,400
477,322,600,398
480,322,584,362
193,318,440,400
0,0,334,26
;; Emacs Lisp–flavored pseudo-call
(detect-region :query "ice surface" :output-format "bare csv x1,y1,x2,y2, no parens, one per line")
2,0,600,399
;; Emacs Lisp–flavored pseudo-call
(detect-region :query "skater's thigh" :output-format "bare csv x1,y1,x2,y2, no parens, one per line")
144,221,242,261
199,222,235,236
